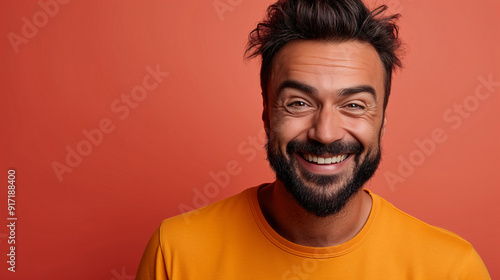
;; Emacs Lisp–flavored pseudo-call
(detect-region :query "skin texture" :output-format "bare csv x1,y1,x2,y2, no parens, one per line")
258,40,387,247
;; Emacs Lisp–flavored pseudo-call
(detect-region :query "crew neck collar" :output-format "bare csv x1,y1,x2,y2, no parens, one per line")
247,183,380,258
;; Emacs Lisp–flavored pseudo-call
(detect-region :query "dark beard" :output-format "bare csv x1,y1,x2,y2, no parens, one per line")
266,139,381,217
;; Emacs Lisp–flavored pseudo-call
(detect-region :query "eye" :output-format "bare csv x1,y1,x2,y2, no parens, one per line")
287,101,308,107
283,99,314,114
345,103,365,109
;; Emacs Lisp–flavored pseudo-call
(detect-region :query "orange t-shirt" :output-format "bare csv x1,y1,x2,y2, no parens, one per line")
136,185,490,279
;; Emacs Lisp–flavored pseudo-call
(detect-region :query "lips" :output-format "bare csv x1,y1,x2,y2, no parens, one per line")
300,152,349,164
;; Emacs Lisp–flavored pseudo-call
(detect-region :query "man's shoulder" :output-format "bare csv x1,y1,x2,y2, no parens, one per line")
371,191,474,253
156,185,263,245
368,192,491,278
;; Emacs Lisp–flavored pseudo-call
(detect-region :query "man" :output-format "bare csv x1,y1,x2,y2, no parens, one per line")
137,0,490,279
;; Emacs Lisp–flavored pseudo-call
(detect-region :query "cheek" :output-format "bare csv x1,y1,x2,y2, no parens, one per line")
343,117,381,147
269,115,311,149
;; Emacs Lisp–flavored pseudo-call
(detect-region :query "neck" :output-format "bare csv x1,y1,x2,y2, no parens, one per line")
258,180,372,247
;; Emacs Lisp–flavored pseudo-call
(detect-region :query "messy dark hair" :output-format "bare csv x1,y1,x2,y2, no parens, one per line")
246,0,402,116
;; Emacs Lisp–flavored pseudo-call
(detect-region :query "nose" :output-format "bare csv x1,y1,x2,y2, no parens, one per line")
308,107,346,144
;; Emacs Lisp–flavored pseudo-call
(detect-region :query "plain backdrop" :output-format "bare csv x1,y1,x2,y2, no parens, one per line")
1,0,499,279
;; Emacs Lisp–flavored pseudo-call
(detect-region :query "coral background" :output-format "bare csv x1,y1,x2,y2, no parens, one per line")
1,0,499,279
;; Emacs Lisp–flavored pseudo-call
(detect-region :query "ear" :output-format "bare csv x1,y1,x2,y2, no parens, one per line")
381,116,387,137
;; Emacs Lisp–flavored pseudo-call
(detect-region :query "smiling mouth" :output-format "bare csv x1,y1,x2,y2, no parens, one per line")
300,153,350,164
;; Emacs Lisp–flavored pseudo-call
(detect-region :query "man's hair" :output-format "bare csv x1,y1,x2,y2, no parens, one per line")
245,0,402,112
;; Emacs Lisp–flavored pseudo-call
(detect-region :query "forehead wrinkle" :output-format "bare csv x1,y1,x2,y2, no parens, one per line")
299,55,352,61
293,56,356,63
303,55,358,61
286,63,371,73
287,57,373,71
291,47,374,60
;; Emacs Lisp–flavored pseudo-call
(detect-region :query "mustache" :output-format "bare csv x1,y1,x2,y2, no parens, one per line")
286,139,363,157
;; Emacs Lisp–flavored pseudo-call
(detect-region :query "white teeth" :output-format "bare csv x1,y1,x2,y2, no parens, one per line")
302,153,348,164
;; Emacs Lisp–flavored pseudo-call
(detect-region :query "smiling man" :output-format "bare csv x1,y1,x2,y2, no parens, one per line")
136,0,490,279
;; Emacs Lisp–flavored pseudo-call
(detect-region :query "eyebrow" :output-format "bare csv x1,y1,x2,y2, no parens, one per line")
278,80,318,95
338,85,376,98
277,80,377,99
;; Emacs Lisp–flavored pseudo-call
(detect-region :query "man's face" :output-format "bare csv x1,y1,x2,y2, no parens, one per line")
265,40,387,217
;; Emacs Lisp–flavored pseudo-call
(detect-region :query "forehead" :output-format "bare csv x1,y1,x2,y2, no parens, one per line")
269,40,385,98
